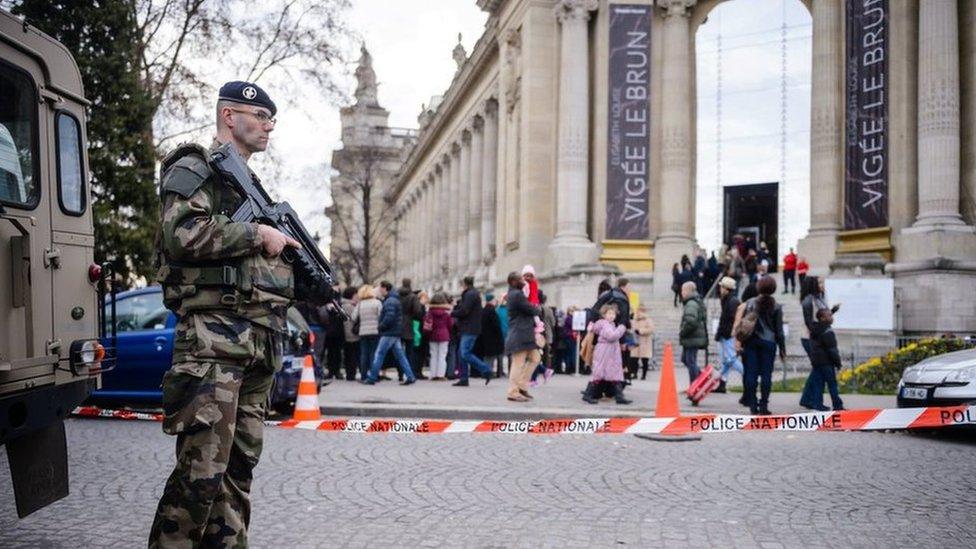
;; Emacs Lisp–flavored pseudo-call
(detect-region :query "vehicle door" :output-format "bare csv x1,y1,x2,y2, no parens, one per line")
0,54,54,388
47,99,97,380
100,291,174,397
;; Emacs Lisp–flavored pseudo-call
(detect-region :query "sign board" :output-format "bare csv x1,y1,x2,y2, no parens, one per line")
606,4,651,239
572,311,588,332
844,0,889,229
824,278,894,331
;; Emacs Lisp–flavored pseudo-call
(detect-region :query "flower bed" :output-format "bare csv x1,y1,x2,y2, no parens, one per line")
838,337,975,394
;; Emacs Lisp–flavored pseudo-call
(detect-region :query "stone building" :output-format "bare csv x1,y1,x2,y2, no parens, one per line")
327,47,416,286
385,0,976,336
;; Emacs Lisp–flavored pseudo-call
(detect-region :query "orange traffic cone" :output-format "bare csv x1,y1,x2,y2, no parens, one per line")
654,342,680,418
292,354,321,421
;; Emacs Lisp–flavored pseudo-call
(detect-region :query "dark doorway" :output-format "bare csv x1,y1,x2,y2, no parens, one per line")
723,182,778,272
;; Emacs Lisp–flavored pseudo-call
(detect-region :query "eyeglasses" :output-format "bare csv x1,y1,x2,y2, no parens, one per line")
228,107,276,126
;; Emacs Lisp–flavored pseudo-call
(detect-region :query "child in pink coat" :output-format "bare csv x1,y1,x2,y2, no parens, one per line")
581,304,632,405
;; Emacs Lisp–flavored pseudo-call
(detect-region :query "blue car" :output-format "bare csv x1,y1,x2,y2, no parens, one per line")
90,286,322,415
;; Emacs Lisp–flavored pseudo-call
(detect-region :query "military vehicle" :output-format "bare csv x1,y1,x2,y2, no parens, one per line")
1,9,114,518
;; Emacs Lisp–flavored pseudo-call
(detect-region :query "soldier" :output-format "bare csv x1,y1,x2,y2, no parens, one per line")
148,81,300,548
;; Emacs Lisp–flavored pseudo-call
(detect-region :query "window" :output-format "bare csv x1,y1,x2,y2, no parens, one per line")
0,62,38,208
56,111,85,214
106,292,170,333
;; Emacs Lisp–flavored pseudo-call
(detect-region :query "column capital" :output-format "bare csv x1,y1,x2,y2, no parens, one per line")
472,114,485,131
555,0,597,23
484,96,499,117
658,0,696,18
451,142,461,155
461,128,472,143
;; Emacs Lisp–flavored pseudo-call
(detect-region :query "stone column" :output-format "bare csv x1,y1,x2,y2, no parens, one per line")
436,163,448,286
797,0,843,273
457,131,472,275
408,191,417,284
468,117,484,276
914,0,964,227
422,178,433,287
410,191,419,280
548,0,599,269
448,145,461,278
652,0,697,293
481,98,500,280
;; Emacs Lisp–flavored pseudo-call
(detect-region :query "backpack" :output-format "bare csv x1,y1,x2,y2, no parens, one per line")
734,300,759,343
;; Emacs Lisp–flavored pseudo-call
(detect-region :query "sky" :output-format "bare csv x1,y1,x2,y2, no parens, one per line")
695,0,812,255
265,0,812,258
271,1,489,254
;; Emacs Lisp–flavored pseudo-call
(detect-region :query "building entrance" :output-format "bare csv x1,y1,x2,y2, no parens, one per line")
723,182,778,271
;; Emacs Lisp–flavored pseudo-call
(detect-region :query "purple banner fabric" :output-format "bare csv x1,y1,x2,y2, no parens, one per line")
844,0,888,230
606,4,651,240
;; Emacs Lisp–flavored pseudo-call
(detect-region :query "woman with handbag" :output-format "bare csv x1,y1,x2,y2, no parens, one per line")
352,284,382,382
504,272,542,402
733,276,786,415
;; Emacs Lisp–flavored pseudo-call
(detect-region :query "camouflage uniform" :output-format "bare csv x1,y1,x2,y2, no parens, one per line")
149,143,293,548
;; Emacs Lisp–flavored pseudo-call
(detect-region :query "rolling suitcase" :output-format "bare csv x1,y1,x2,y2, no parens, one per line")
686,364,720,405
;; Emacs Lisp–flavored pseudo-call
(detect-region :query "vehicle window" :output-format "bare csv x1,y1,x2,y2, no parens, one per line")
0,62,38,208
56,112,85,214
106,293,169,333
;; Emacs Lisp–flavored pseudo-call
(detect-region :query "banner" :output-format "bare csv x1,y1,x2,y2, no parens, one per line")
844,0,888,230
606,4,651,240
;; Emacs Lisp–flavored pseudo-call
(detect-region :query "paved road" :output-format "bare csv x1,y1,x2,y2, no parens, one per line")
3,419,974,548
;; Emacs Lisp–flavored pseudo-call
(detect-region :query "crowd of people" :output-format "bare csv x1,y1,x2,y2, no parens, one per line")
307,238,841,415
670,235,810,305
302,267,658,405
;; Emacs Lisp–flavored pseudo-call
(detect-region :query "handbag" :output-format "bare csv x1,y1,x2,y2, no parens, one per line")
734,301,758,343
351,316,361,336
579,330,596,366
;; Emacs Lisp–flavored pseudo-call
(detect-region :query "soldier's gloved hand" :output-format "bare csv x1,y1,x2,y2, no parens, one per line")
257,224,302,257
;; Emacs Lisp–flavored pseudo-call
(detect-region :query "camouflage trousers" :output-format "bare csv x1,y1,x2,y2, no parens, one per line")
149,312,280,549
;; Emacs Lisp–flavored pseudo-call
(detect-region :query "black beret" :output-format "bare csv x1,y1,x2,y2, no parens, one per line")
218,81,277,116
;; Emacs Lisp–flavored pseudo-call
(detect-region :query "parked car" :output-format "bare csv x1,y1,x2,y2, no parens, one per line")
897,347,976,408
89,286,322,414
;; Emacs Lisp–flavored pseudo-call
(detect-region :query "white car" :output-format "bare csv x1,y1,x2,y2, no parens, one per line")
897,347,976,407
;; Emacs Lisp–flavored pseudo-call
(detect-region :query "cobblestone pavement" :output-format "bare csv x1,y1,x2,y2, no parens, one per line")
2,419,974,548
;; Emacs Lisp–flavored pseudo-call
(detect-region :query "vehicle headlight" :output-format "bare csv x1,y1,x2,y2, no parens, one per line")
945,366,976,383
901,367,918,384
69,339,105,375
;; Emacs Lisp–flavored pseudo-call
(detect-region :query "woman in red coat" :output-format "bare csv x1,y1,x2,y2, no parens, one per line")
423,293,454,380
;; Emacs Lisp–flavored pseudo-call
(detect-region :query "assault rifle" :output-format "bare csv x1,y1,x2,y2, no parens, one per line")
211,143,344,317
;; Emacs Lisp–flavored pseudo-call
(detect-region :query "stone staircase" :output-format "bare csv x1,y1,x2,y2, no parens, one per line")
641,292,811,370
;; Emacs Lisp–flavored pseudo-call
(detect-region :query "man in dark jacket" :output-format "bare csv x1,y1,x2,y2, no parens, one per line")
452,276,492,386
590,278,632,328
679,281,707,385
476,294,506,378
364,281,416,385
398,278,425,380
714,277,742,393
319,302,346,380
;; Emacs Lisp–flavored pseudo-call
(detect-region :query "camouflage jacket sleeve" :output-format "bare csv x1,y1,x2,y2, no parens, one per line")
160,177,263,262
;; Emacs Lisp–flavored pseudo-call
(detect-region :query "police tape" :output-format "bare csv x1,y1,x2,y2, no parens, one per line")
73,406,163,422
72,405,976,435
